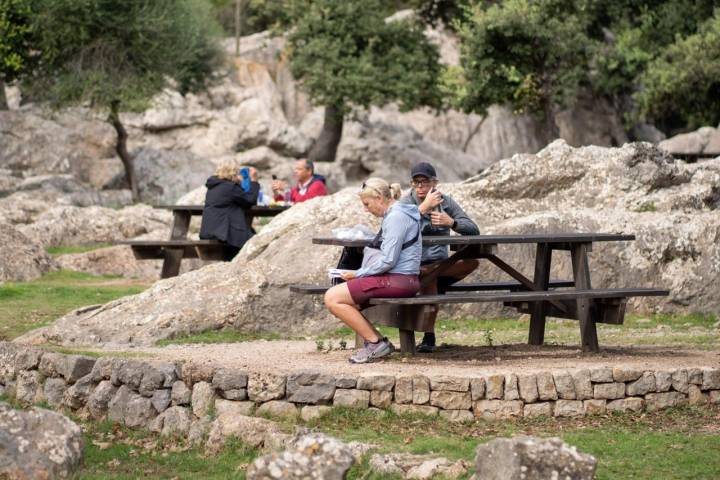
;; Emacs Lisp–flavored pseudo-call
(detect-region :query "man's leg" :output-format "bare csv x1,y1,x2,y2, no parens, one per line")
417,258,480,352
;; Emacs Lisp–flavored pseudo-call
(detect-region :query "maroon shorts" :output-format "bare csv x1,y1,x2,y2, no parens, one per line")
347,273,420,306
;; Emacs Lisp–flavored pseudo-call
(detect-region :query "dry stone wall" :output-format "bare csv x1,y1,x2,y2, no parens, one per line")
2,344,718,439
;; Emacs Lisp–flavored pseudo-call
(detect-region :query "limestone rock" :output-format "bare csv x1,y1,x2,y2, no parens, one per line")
206,412,285,453
473,400,523,419
474,436,597,480
256,400,298,419
394,376,413,404
0,222,56,281
62,374,94,410
485,375,505,400
154,406,193,436
43,378,67,408
87,380,117,419
645,392,688,412
583,399,607,415
370,452,467,480
606,397,644,412
412,376,431,405
470,378,486,401
247,433,355,480
517,374,539,403
523,402,554,418
594,382,626,400
15,370,41,405
286,371,336,405
430,391,471,410
0,402,84,479
572,370,593,401
171,381,192,406
333,389,370,409
191,381,215,417
370,390,393,409
248,373,286,402
626,372,656,396
357,375,395,391
554,400,584,417
18,204,171,248
215,399,254,417
429,376,470,392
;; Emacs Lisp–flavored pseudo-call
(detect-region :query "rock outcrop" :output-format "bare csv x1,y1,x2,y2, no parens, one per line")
16,141,720,347
247,433,356,480
0,222,56,282
17,204,171,248
0,402,84,479
659,125,720,157
474,436,597,480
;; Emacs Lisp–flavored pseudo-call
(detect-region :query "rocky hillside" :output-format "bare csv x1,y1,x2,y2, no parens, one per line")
16,141,720,347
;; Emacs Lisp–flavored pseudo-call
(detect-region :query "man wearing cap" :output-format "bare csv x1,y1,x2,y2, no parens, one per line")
399,162,480,353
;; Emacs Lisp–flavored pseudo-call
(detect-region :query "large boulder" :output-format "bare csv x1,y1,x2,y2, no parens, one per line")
14,141,720,347
474,436,596,480
107,147,215,205
0,222,57,282
0,402,84,479
18,204,172,248
659,126,720,156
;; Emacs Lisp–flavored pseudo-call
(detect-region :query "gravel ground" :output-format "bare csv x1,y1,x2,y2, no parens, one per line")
114,341,720,377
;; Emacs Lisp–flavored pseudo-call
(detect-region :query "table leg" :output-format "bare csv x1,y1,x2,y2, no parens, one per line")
399,329,416,354
528,243,552,345
161,211,191,279
571,243,599,352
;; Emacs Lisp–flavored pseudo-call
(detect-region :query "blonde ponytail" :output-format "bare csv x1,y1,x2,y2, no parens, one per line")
359,177,400,201
389,183,402,200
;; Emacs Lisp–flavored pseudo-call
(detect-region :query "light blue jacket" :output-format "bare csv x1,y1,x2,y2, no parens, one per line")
355,202,422,277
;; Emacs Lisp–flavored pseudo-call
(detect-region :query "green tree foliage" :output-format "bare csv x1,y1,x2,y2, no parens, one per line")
23,0,222,201
0,0,35,108
635,11,720,131
287,0,443,162
453,0,593,138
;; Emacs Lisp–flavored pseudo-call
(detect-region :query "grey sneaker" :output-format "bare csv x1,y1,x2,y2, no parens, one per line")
349,338,395,364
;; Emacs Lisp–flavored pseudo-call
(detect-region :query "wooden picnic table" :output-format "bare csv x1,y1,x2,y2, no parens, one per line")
299,233,668,353
120,204,290,278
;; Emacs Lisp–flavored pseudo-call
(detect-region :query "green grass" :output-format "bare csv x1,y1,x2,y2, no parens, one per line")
46,244,113,256
79,421,257,480
156,329,285,346
0,270,148,340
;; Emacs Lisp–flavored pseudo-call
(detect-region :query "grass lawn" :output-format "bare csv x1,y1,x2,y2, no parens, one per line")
0,270,149,341
46,244,113,256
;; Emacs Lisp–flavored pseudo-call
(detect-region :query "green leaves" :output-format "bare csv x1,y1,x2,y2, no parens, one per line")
22,0,223,112
287,0,442,115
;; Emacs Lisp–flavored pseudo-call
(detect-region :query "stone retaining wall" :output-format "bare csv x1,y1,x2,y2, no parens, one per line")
2,343,719,438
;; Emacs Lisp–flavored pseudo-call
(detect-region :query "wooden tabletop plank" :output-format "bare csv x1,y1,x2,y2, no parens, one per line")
156,205,290,216
313,233,635,247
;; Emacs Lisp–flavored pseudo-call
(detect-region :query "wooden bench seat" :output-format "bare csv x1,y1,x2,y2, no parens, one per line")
116,240,232,262
289,279,575,295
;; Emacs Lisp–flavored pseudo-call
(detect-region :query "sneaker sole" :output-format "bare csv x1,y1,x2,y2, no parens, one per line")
349,343,395,364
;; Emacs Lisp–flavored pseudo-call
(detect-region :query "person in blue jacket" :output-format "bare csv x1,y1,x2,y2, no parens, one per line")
324,177,422,364
199,165,259,260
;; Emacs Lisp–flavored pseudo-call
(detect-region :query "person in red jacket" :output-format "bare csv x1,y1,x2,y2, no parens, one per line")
271,158,328,204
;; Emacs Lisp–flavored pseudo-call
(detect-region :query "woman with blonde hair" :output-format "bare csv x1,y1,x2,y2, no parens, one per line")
324,177,422,364
199,164,259,260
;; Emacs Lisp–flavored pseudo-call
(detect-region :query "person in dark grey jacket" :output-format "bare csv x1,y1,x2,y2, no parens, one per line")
199,165,259,260
399,162,480,352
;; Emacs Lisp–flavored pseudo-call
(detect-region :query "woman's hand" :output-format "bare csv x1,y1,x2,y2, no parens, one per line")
341,271,356,281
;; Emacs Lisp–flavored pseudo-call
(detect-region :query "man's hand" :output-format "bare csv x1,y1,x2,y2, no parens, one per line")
341,271,356,281
430,211,454,227
271,179,288,194
249,167,258,182
419,190,443,214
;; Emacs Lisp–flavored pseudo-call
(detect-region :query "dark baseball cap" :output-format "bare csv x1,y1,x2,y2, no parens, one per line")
410,162,437,179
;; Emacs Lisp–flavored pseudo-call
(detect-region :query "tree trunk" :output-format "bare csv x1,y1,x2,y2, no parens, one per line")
108,100,139,202
308,104,344,162
542,74,560,142
462,115,487,152
0,80,7,110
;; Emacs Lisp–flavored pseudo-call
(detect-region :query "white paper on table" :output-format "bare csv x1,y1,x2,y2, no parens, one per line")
328,269,357,279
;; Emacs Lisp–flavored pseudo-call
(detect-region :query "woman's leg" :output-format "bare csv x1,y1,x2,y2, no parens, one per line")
324,283,381,342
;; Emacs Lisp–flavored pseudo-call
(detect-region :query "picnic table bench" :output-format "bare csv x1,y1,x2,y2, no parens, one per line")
290,233,669,354
119,204,289,278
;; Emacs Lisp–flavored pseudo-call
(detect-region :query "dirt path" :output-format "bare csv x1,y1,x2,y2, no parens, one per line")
116,341,720,377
